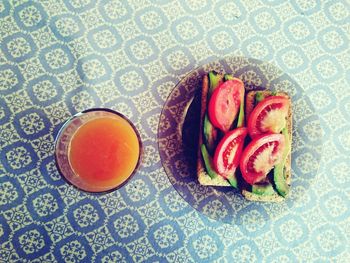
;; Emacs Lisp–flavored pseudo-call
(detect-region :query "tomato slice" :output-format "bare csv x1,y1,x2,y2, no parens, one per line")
247,96,290,138
213,127,248,178
208,79,244,132
240,133,285,185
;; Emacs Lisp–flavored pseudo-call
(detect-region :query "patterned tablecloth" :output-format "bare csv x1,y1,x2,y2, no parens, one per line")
1,0,349,262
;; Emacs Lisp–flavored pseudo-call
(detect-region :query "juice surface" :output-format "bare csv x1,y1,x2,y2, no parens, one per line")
69,116,140,189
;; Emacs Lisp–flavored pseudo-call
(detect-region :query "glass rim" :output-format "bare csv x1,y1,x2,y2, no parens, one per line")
54,108,143,194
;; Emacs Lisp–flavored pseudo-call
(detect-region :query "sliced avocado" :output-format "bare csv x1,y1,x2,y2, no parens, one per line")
274,166,289,197
208,71,223,98
252,183,275,195
203,114,217,154
236,94,245,128
255,91,265,104
224,74,234,81
201,144,218,179
204,71,222,152
273,127,290,197
227,174,238,189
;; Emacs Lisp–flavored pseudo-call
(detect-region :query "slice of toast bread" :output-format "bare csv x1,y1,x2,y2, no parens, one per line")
197,74,230,186
242,90,292,202
245,90,292,185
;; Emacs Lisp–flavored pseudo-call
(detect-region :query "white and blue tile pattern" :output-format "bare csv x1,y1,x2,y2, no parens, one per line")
0,0,349,262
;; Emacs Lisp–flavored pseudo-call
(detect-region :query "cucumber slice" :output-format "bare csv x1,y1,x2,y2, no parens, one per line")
205,71,223,151
252,183,275,195
224,74,234,81
227,174,238,188
255,91,265,104
274,127,290,197
201,144,218,179
208,71,223,98
203,114,217,154
236,95,245,128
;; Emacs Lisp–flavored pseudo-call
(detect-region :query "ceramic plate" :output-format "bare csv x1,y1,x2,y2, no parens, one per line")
158,57,323,224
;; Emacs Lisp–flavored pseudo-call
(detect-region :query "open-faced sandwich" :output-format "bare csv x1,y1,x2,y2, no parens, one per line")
197,71,292,202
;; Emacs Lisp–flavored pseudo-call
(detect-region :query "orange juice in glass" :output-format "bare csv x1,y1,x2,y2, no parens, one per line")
55,109,142,192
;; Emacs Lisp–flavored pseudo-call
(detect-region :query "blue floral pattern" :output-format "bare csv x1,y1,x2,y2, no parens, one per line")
57,239,90,262
18,229,45,254
1,32,37,63
0,181,19,207
0,0,349,261
13,2,47,31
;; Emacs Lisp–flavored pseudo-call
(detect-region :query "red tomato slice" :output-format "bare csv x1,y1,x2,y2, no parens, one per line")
240,133,285,185
208,79,244,132
248,96,290,138
213,127,248,178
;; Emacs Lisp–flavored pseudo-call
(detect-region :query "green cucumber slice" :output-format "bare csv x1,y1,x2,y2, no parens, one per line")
227,174,238,188
252,183,275,195
224,74,234,81
236,95,245,128
203,114,217,154
208,71,223,98
201,144,218,179
274,127,290,197
255,91,265,104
